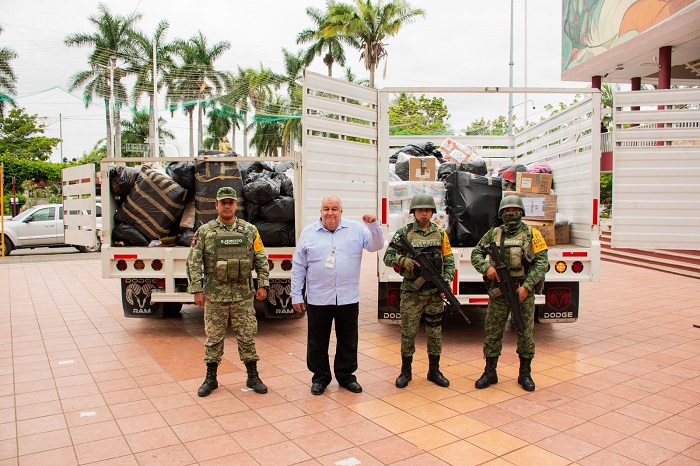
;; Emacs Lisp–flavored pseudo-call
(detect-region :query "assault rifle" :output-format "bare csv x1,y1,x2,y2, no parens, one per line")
391,232,470,324
485,242,527,333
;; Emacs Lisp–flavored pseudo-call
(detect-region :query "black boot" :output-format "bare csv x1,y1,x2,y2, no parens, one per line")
395,355,413,388
517,356,536,392
426,354,450,387
197,362,218,397
475,357,498,389
245,360,268,394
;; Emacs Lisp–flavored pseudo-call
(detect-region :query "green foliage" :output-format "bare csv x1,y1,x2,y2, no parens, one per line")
0,154,63,187
389,94,451,135
76,140,107,170
463,115,510,136
600,172,612,208
0,108,61,161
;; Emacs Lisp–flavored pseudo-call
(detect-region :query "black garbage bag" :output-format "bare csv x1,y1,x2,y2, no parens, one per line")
255,221,295,247
114,167,188,240
277,172,293,197
445,172,503,247
394,159,410,181
274,161,294,173
109,166,140,197
459,160,488,176
176,229,196,247
166,161,195,193
438,162,458,181
260,196,295,223
243,172,281,205
246,200,261,223
239,161,273,182
112,221,150,246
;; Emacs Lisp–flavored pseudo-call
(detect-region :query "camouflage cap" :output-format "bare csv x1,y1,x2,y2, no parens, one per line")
216,187,237,200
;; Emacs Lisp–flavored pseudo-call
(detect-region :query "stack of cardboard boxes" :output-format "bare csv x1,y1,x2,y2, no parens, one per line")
504,172,569,246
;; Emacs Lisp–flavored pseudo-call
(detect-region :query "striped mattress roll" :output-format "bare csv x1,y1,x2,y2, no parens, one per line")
114,166,188,240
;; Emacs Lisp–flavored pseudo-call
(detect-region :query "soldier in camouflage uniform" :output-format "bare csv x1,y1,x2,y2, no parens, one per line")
186,187,270,397
471,196,549,392
383,194,455,389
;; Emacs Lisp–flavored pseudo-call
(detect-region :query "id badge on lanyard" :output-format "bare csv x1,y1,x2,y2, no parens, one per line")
325,247,336,269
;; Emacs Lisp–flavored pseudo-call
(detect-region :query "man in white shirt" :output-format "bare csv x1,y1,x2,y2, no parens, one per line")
291,196,383,395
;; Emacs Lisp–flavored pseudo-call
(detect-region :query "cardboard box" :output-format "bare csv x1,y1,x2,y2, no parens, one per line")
504,192,557,221
516,172,552,194
555,224,570,244
409,157,437,181
439,138,477,164
523,220,555,246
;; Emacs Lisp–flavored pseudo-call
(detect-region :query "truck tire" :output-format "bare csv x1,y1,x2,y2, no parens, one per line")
1,237,13,256
78,233,102,253
162,303,183,317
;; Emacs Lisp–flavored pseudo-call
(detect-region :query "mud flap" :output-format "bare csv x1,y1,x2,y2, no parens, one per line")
537,282,579,323
378,282,402,324
121,278,163,318
254,278,301,318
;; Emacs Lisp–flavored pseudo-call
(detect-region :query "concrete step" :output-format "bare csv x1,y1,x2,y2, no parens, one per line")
599,231,700,279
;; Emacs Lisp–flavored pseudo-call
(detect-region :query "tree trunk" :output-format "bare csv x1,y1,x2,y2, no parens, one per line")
188,109,194,157
242,108,248,157
104,99,113,158
369,68,375,89
327,62,332,77
114,107,122,158
149,91,156,157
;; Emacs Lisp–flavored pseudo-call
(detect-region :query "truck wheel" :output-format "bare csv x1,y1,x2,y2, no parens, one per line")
162,303,183,317
78,233,102,253
1,237,13,256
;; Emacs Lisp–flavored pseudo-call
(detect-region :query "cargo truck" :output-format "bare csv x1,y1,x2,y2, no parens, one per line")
64,72,699,321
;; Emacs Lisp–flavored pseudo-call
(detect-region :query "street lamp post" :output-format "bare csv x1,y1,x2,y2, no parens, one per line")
507,0,515,136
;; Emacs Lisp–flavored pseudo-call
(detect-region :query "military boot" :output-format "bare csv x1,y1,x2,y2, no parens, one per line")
245,360,268,394
395,356,413,388
474,357,498,389
197,362,218,397
517,356,536,392
426,354,450,387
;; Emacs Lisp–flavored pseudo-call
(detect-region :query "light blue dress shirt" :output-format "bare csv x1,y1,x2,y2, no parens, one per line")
291,218,384,306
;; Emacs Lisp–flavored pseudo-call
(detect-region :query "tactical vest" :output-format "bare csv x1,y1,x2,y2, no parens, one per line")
488,226,536,279
399,223,444,280
204,219,254,282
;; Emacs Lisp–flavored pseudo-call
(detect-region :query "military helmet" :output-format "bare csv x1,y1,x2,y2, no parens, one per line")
498,196,525,216
409,194,437,214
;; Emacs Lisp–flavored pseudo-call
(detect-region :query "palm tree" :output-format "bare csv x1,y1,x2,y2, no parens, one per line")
0,26,18,117
249,94,288,156
169,31,230,156
280,48,305,156
202,101,242,151
67,67,128,159
343,67,369,86
65,3,142,157
125,20,175,157
121,110,174,157
297,2,347,77
321,0,425,87
222,66,282,156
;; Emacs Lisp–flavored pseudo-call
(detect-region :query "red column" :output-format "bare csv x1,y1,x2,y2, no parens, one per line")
631,77,641,111
658,46,671,89
592,75,602,90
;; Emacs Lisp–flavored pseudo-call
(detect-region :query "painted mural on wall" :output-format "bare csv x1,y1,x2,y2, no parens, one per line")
562,0,697,72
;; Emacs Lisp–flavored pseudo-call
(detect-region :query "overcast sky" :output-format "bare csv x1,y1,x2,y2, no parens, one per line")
2,0,586,161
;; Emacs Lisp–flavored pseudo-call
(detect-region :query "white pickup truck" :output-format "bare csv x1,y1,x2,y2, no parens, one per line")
1,203,102,255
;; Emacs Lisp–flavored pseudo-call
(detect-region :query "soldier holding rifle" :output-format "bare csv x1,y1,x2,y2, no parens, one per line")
471,196,548,392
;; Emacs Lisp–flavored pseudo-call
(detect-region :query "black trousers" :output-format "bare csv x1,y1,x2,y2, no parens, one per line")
306,302,359,386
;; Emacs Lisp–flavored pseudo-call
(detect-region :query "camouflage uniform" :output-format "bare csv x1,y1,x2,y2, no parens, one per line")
383,221,455,357
471,223,548,359
186,217,270,364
